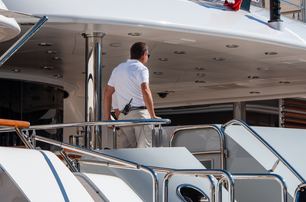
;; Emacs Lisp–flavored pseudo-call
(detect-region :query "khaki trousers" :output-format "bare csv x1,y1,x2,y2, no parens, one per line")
117,109,153,148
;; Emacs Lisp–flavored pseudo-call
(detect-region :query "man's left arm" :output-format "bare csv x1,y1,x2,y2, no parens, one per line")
141,82,158,119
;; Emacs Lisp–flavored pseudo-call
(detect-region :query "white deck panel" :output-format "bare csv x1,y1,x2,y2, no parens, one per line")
85,173,143,202
0,147,94,202
253,126,306,180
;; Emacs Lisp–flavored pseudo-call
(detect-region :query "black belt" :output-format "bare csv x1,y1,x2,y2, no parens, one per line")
120,106,147,115
130,106,147,110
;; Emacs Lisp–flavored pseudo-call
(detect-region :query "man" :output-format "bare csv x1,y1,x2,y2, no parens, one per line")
103,42,158,148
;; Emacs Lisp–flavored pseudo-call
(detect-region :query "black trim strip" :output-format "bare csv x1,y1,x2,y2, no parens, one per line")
40,151,70,202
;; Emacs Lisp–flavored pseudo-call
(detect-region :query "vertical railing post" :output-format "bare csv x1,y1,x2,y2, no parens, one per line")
233,102,246,121
83,32,105,149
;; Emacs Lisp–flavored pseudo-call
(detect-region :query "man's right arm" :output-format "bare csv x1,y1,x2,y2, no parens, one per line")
103,85,115,120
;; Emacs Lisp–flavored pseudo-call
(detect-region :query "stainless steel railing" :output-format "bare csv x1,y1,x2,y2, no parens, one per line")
2,119,292,201
170,125,226,169
0,119,171,149
79,161,235,202
0,119,170,132
33,135,160,202
79,160,290,202
162,170,287,202
79,160,289,202
0,119,170,202
222,119,305,183
168,122,290,201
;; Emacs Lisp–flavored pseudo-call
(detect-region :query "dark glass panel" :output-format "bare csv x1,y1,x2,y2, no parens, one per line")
0,79,64,150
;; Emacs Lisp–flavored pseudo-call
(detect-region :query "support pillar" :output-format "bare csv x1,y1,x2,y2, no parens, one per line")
302,0,306,22
83,32,105,149
279,99,284,127
233,102,246,121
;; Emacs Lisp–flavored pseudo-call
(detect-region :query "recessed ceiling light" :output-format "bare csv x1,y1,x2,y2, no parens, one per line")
195,80,206,83
153,71,163,75
213,57,225,61
195,67,205,71
196,73,205,77
158,58,168,62
157,91,174,98
180,38,196,43
12,69,20,73
257,67,270,71
248,75,260,79
38,42,52,47
164,40,180,45
53,74,62,79
110,43,121,47
42,66,54,70
174,51,186,55
279,81,290,84
63,91,69,99
46,50,57,54
52,56,61,61
128,32,141,36
226,44,239,48
264,51,278,55
249,91,260,94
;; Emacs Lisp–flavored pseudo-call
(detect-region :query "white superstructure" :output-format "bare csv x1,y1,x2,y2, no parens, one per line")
0,0,305,201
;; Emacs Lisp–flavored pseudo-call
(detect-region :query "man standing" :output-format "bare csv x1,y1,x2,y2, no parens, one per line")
103,42,158,148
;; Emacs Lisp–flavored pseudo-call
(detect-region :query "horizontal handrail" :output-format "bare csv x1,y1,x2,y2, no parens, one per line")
192,150,222,155
170,125,226,169
34,135,159,202
0,119,30,128
222,119,305,183
79,159,140,170
233,173,288,202
0,119,171,133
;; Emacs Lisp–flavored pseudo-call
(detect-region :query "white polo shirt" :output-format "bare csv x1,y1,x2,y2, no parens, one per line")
108,59,149,110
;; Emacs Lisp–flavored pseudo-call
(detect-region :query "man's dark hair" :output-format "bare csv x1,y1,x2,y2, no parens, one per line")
130,42,148,59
